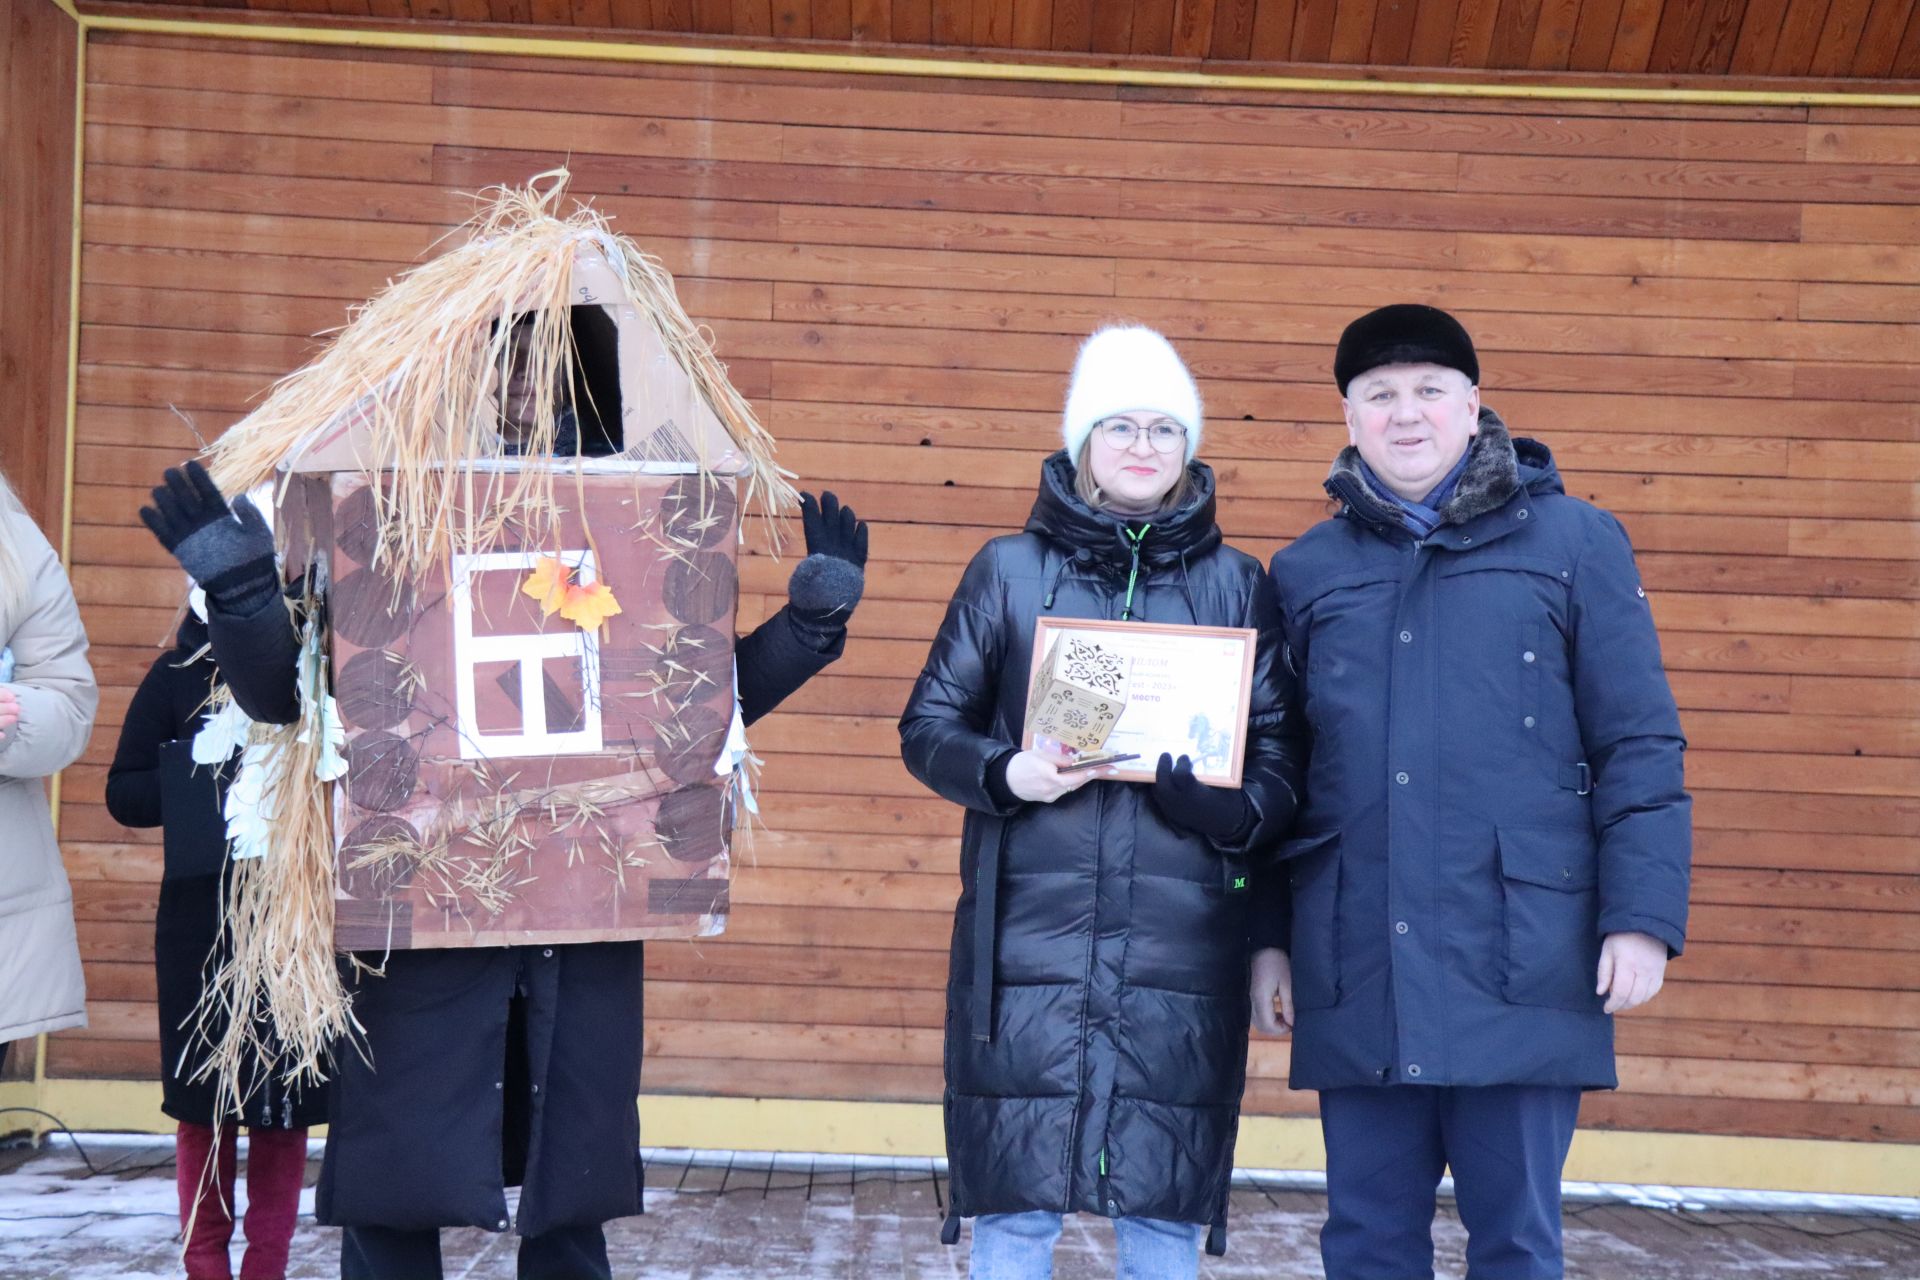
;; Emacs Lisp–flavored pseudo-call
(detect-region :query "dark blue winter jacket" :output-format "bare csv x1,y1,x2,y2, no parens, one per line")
1262,411,1691,1091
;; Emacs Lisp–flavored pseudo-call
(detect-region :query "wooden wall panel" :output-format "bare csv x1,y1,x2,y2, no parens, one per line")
49,32,1920,1150
0,0,78,528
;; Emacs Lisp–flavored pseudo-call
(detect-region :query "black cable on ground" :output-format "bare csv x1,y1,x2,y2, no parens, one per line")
0,1108,176,1179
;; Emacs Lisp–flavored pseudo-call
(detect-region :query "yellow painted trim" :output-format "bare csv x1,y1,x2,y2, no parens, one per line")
640,1095,947,1157
0,1079,37,1118
58,19,85,570
64,9,1920,108
641,1099,1920,1198
1565,1128,1920,1199
30,1034,49,1132
16,1079,334,1139
21,1085,1917,1198
34,1077,165,1131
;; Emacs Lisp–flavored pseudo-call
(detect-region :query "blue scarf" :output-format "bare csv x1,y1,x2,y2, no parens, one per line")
1360,448,1472,541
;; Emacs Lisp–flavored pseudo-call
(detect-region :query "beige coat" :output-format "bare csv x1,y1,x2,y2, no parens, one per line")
0,505,96,1043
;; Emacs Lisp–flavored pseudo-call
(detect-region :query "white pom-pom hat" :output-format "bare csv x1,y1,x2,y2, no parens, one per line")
1061,325,1204,464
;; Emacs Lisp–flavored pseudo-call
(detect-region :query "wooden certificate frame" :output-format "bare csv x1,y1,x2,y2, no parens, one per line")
1023,617,1259,789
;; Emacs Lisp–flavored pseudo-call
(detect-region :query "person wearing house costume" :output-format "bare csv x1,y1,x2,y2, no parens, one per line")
134,176,870,1280
1255,304,1691,1279
107,601,323,1280
900,326,1307,1277
140,458,867,1280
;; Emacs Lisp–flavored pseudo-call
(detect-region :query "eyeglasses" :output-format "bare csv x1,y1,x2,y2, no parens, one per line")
1096,418,1188,454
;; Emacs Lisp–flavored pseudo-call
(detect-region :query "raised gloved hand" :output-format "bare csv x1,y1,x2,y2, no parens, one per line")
1149,753,1254,844
787,490,868,643
139,460,280,616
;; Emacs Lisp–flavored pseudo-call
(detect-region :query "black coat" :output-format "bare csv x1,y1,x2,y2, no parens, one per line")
205,586,842,1233
899,454,1307,1240
104,616,327,1129
1263,414,1691,1091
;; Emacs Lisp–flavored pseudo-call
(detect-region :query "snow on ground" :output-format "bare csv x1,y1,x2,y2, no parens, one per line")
1,1136,1915,1279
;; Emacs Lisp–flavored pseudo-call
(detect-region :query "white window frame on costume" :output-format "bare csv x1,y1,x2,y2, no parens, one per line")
449,550,605,760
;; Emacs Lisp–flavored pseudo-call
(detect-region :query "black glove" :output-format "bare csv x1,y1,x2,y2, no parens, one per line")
139,461,280,616
800,489,868,567
1149,753,1254,844
787,491,868,643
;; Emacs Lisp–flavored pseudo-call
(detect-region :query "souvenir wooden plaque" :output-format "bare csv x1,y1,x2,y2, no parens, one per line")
1022,617,1258,788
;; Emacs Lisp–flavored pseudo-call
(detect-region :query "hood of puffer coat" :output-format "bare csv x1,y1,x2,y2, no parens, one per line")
1024,449,1223,569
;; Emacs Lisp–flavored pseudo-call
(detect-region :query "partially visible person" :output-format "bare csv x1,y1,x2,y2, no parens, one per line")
497,312,585,457
1259,304,1691,1280
0,467,97,1073
108,598,323,1280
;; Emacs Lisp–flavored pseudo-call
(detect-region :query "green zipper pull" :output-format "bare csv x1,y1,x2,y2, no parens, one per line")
1099,1148,1108,1176
1120,524,1151,621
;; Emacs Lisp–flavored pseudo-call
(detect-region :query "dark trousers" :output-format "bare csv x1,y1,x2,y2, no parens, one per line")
1319,1083,1582,1280
340,1223,612,1280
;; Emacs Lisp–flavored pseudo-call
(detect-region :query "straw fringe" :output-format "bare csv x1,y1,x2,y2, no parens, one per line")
185,592,358,1118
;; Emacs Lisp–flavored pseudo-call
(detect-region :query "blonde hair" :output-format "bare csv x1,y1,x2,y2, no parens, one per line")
1072,437,1197,514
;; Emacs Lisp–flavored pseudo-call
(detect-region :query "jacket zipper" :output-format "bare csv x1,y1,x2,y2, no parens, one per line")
1120,525,1150,621
1065,777,1106,1214
1074,536,1139,1214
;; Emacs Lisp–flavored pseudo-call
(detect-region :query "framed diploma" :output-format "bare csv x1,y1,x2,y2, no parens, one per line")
1023,617,1259,789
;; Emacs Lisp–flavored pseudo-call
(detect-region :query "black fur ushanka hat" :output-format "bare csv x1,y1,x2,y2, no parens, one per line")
1334,303,1480,394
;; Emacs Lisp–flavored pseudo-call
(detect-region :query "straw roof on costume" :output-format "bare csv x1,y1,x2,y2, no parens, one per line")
205,169,796,583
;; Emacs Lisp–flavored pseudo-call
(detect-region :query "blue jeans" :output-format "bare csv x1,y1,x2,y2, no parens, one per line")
969,1210,1203,1279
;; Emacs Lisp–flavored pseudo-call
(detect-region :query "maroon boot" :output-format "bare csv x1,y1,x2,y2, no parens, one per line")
238,1127,309,1280
176,1121,237,1280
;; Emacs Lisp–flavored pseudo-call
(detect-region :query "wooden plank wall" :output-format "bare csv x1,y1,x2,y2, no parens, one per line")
0,0,78,530
53,30,1920,1146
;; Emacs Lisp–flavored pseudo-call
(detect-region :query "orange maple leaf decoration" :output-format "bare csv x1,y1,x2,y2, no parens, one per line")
520,556,622,630
519,556,571,617
559,581,623,629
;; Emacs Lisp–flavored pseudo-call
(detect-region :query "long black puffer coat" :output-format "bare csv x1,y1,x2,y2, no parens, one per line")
900,452,1307,1248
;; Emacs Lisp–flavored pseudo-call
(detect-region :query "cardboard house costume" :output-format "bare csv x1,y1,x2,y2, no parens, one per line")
141,175,867,1270
159,172,819,1116
280,400,749,953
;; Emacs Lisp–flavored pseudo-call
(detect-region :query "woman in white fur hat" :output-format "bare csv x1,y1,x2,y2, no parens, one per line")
901,326,1307,1275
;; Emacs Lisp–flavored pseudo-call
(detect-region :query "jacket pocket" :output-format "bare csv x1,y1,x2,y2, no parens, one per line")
1496,826,1602,1013
1283,831,1342,1010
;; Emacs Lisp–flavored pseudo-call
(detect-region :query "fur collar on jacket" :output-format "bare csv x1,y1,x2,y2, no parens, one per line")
1327,408,1522,531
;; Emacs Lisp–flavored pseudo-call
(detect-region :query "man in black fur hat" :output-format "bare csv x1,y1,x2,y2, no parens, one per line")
1253,304,1693,1279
